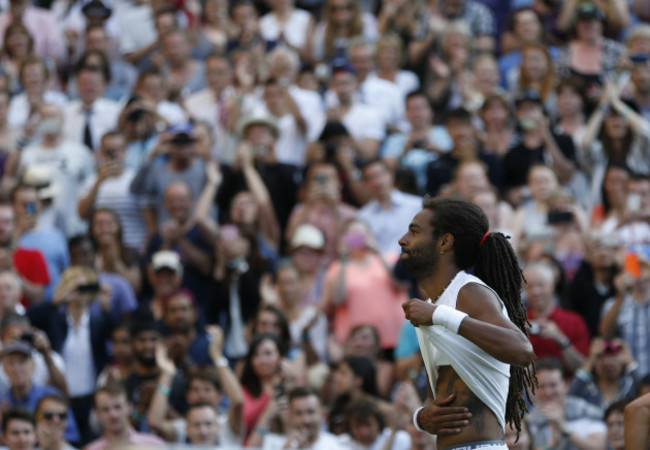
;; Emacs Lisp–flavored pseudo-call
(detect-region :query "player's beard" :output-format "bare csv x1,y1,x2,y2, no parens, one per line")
400,242,439,281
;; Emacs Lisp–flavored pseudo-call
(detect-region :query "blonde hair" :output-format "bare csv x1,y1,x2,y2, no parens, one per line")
626,24,650,49
53,266,98,300
324,0,363,61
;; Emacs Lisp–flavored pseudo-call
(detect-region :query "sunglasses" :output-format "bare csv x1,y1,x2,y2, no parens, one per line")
39,411,67,421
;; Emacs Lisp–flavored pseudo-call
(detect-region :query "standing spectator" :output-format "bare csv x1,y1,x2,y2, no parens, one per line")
600,257,650,376
62,66,121,152
259,0,315,61
78,131,147,251
9,103,95,237
85,382,165,449
288,224,327,307
524,262,589,375
35,394,77,450
373,33,419,99
357,159,422,254
322,219,407,351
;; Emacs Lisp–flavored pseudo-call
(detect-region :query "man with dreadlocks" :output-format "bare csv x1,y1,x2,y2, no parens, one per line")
400,196,536,450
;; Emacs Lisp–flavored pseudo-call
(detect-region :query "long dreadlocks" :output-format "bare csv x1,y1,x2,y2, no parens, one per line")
423,196,536,435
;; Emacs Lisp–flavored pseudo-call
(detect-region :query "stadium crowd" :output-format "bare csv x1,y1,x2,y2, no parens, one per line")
0,0,647,448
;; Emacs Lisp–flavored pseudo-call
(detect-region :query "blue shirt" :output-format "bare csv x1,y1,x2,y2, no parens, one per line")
18,227,69,301
357,190,423,254
89,272,138,317
1,384,80,443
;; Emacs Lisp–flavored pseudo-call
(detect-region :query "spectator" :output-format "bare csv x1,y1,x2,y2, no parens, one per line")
0,341,79,444
200,0,230,53
0,272,25,318
339,397,411,449
524,262,589,375
8,103,95,238
426,107,502,197
0,22,37,96
568,338,639,410
259,0,315,61
373,33,420,99
0,313,67,399
85,382,165,449
132,69,188,128
526,358,607,450
555,77,588,149
478,92,515,159
147,325,244,445
160,28,206,97
0,407,37,450
62,66,121,152
78,131,147,251
95,325,133,386
603,399,627,450
508,43,556,111
357,159,422,254
599,256,650,376
322,219,407,351
34,394,77,450
143,250,183,321
381,90,452,192
288,224,327,307
259,386,340,449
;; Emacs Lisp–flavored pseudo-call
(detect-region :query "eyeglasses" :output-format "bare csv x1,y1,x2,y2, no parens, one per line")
39,412,67,421
330,3,353,12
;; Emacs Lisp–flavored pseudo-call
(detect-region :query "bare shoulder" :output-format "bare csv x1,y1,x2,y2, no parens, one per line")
457,282,510,326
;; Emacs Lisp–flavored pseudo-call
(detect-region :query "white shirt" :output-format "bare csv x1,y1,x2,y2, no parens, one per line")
62,310,96,397
63,98,121,151
115,2,156,55
8,90,68,130
19,140,95,237
335,103,385,142
288,85,325,142
358,189,422,254
157,101,188,126
263,431,341,450
259,9,312,50
367,71,419,100
78,169,146,249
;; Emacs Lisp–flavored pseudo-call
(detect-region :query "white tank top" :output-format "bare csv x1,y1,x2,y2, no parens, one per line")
415,271,511,431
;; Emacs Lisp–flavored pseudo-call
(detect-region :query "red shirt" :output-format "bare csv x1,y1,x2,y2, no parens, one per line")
13,248,49,306
528,306,590,366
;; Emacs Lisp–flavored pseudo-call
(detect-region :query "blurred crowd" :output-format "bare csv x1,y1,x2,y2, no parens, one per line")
0,0,646,448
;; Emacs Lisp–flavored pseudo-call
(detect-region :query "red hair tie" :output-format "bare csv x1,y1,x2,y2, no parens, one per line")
478,231,490,249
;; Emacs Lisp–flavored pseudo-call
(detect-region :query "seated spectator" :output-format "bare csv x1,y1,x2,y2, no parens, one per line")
358,159,422,254
339,397,411,449
34,394,77,450
0,341,79,444
85,382,165,449
96,325,133,386
259,0,314,61
478,92,516,159
160,28,206,97
526,358,607,449
524,262,589,375
603,399,627,450
568,338,639,410
27,266,115,443
142,250,183,321
0,313,66,399
600,255,650,375
259,386,340,449
288,224,327,308
1,407,37,450
507,43,556,113
147,325,244,445
373,33,420,99
426,107,503,197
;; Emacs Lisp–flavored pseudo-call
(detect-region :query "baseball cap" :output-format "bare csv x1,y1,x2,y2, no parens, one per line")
2,340,33,358
151,251,182,273
168,123,196,145
291,224,325,250
331,58,356,77
576,2,604,21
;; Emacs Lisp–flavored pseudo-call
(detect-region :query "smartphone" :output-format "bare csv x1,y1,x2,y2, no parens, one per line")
547,210,573,225
77,282,101,293
19,331,34,345
624,252,641,279
26,202,36,216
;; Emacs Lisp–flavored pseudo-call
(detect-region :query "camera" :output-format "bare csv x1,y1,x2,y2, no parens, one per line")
411,139,426,149
77,282,100,293
126,108,145,123
19,331,34,345
547,210,573,225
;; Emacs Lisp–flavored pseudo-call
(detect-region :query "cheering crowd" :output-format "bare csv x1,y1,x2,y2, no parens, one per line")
0,0,647,447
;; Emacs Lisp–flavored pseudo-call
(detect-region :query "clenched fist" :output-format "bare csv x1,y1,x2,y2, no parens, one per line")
403,298,436,327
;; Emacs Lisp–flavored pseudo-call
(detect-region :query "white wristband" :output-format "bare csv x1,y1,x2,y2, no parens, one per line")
412,407,425,432
432,305,468,334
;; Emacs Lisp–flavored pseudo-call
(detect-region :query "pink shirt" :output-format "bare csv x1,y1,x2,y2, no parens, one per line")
84,428,165,449
326,253,407,348
0,8,64,61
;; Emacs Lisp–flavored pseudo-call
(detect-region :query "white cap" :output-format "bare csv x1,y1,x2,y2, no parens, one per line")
291,224,325,250
22,165,59,199
151,250,182,273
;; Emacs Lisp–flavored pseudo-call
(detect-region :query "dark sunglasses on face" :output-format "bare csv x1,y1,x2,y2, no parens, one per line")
40,411,67,421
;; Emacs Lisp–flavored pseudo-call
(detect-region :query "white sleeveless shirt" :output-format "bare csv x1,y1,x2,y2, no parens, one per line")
415,271,511,431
